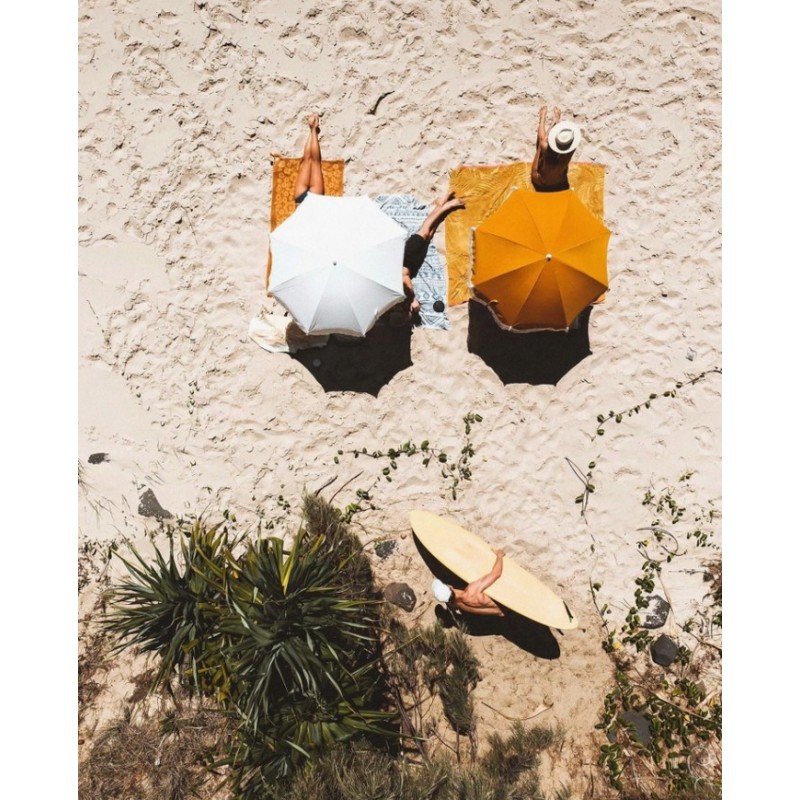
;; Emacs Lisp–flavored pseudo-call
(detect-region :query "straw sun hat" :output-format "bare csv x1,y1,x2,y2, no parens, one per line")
548,121,581,154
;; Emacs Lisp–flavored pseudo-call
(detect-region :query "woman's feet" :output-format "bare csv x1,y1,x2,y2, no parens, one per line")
307,113,320,131
434,190,466,216
419,191,466,240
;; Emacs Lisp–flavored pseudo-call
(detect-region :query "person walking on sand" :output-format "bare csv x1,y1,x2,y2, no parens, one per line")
431,549,506,617
530,105,581,193
293,113,325,203
393,190,465,322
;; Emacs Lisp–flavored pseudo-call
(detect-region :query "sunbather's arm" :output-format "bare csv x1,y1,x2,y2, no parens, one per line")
470,550,505,593
402,267,420,314
531,106,549,183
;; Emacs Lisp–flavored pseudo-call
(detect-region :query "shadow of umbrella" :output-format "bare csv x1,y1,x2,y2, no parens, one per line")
467,300,593,385
291,321,412,396
414,532,561,660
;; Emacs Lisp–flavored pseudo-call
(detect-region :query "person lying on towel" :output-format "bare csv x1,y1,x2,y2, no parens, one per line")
290,114,464,326
388,190,465,325
431,550,505,616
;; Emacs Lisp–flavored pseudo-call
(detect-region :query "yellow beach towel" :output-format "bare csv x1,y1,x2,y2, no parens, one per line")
266,155,345,287
445,162,606,306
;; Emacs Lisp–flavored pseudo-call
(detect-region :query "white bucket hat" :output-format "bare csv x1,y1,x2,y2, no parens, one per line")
548,121,581,154
431,578,453,603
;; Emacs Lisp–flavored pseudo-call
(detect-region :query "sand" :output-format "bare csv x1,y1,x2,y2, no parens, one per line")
78,0,721,793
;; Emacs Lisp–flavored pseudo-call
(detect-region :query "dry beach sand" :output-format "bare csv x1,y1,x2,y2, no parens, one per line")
78,0,722,794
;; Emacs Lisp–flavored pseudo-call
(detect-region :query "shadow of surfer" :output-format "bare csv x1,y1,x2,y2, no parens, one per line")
434,604,561,660
431,552,561,660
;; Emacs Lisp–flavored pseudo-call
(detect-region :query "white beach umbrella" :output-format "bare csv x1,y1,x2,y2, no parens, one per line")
268,193,408,336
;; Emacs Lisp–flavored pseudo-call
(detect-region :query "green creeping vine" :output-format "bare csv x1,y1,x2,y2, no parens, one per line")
570,369,721,518
593,369,721,438
590,476,722,796
334,412,483,503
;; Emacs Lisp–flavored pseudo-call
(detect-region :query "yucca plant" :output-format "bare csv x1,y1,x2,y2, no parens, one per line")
222,532,385,718
103,519,237,692
219,528,396,786
103,497,399,791
300,492,376,600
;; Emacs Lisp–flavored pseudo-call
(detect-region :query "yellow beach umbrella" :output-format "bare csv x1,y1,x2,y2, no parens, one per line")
471,189,610,330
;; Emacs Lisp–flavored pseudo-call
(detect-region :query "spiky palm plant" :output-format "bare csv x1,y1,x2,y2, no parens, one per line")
221,529,396,786
104,498,398,791
103,520,236,692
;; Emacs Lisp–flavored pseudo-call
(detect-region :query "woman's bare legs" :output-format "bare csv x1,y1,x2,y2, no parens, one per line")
293,113,325,200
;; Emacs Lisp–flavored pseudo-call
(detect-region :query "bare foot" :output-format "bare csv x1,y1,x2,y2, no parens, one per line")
418,193,466,240
441,196,466,214
552,106,561,125
436,189,456,207
307,113,319,129
434,191,466,214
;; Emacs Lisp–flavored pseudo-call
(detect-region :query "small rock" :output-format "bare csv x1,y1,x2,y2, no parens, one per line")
138,488,174,520
607,710,651,746
375,540,397,559
686,347,697,361
640,595,671,629
88,452,109,464
383,582,417,612
651,633,679,667
660,287,668,297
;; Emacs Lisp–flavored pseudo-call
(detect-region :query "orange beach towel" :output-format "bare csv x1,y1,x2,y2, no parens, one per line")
266,155,345,287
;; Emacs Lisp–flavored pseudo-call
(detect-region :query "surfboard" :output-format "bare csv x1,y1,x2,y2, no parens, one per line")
409,510,578,630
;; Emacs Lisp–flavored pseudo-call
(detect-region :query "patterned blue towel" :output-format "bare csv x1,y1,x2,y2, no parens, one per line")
375,194,449,330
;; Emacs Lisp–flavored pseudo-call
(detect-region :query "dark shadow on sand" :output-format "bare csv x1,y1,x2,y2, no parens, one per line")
467,300,593,385
414,533,561,660
291,320,412,396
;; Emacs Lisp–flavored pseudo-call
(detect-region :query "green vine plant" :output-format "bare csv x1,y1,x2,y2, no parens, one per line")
589,474,722,797
566,457,596,518
250,491,293,533
594,368,721,438
568,368,721,519
333,412,484,507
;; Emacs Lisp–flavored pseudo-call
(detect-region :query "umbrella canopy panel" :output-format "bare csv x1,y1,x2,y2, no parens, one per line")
269,194,408,336
472,189,610,330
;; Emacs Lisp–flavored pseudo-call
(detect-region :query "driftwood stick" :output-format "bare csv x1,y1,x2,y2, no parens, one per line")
480,701,550,721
